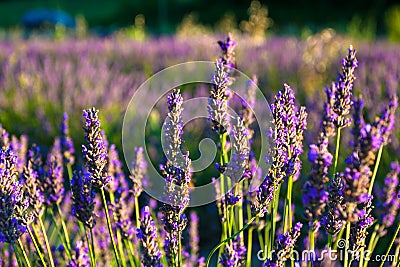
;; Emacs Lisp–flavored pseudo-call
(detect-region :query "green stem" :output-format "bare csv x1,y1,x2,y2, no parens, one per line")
125,240,136,267
344,222,351,267
135,196,140,228
100,188,121,267
39,215,56,267
333,227,345,250
363,225,379,267
308,222,315,267
284,175,294,233
90,228,96,265
56,204,71,252
18,239,32,267
66,163,73,185
379,223,400,267
206,217,257,267
333,127,342,175
368,145,383,195
12,243,23,267
271,185,281,251
85,227,95,267
327,234,332,249
28,226,47,267
246,227,254,267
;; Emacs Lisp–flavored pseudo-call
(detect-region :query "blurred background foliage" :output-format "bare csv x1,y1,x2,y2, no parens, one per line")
0,0,399,41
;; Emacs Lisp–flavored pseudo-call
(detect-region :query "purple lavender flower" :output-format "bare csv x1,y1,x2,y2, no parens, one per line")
302,134,331,221
218,33,236,72
106,144,127,193
373,95,398,146
252,85,307,217
42,138,64,205
129,146,147,198
112,184,135,240
161,89,191,265
222,116,250,183
188,211,203,266
376,162,400,235
71,170,96,229
208,59,230,134
68,241,90,267
349,195,374,253
60,112,75,165
137,206,163,267
22,152,44,219
321,173,345,234
0,125,10,149
219,236,246,267
82,108,110,189
264,222,303,267
326,45,358,129
0,148,31,243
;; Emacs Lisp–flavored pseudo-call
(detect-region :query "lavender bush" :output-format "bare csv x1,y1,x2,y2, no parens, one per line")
0,33,398,267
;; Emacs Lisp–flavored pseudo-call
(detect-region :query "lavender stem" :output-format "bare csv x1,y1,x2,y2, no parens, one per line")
100,188,121,267
333,127,342,175
368,145,383,195
27,226,47,267
17,239,31,267
39,215,56,267
379,223,400,267
57,203,72,253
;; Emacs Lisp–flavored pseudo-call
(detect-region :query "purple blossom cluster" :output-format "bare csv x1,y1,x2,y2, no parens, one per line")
0,34,398,267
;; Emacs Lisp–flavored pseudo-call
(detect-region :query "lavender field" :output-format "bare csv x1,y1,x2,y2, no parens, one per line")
0,30,399,267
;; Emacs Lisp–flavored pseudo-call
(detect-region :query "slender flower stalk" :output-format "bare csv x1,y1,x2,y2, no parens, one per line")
60,112,75,166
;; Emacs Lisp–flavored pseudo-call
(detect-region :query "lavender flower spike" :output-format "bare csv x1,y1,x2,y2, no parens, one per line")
0,148,31,243
22,153,44,219
71,170,96,229
137,206,163,267
328,45,358,129
208,59,230,134
68,241,91,267
321,173,345,234
42,138,64,205
130,146,147,198
219,236,246,267
264,222,303,267
82,107,110,189
60,112,75,165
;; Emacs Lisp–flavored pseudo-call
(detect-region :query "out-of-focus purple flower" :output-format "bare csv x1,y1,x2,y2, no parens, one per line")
188,211,203,266
137,206,163,267
60,112,75,165
106,144,127,193
321,173,345,234
112,184,135,240
68,241,90,267
252,85,306,217
82,107,110,189
10,135,28,173
129,146,147,198
264,222,303,267
71,169,96,229
0,148,31,243
0,125,10,149
42,138,64,205
219,236,246,267
376,162,400,235
373,95,398,146
208,59,230,134
22,151,44,219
